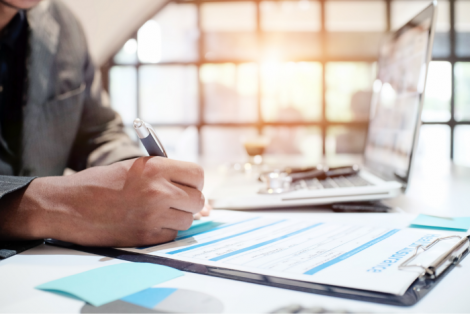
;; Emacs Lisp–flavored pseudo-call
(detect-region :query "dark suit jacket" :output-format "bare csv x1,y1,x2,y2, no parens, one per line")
0,0,144,257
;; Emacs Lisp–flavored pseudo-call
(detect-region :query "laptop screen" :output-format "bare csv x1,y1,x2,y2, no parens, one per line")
364,2,436,183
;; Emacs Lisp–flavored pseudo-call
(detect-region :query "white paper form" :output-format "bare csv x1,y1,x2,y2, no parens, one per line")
120,215,464,296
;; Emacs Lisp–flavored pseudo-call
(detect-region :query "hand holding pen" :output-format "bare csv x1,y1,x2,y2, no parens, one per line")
133,118,211,220
12,122,206,247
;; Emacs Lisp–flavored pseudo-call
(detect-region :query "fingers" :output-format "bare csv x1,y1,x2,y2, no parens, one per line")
169,181,205,214
149,158,204,191
193,203,211,221
133,210,191,247
200,203,212,217
143,228,178,246
159,207,194,231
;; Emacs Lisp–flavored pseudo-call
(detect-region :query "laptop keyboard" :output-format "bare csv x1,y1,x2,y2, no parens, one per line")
294,174,372,190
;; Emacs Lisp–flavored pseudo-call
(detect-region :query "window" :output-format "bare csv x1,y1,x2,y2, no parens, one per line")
261,61,322,122
455,0,470,57
201,63,258,123
455,62,470,121
107,0,469,165
422,61,452,122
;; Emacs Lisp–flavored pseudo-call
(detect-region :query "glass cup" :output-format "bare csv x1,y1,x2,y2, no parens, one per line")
241,136,270,172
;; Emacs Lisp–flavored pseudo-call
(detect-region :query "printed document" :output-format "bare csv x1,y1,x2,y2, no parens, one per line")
119,214,464,295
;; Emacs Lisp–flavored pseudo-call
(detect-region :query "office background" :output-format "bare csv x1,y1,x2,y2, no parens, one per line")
96,0,469,165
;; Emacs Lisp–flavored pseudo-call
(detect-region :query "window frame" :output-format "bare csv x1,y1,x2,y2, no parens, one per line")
102,0,470,159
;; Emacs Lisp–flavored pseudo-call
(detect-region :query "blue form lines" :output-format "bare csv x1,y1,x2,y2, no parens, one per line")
210,223,324,261
136,217,260,250
167,219,286,255
303,229,400,275
176,217,260,241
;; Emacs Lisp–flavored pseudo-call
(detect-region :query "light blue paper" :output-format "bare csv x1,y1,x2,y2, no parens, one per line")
176,219,224,240
189,219,213,229
36,263,183,307
136,220,222,250
410,214,470,231
122,287,177,309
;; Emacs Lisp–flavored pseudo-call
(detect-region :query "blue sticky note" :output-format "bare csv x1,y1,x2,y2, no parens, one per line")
410,214,470,232
176,220,224,240
122,287,177,309
136,220,222,250
36,263,183,307
189,219,213,229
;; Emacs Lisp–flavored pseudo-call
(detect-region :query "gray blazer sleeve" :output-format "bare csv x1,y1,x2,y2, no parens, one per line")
0,176,41,259
0,175,36,200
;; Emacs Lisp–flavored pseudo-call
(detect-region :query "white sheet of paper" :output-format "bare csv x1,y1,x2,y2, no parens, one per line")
119,214,464,296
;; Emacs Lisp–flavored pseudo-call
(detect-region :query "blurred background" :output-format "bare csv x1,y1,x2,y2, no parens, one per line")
64,0,469,166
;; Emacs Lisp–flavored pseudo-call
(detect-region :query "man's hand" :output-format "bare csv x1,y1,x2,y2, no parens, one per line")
193,203,212,220
0,157,205,247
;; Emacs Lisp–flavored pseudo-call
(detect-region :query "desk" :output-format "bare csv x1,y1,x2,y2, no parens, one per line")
1,158,470,313
384,161,470,216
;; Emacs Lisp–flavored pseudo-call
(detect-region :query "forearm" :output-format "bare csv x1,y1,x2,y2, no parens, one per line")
0,178,51,241
0,157,205,247
0,175,92,242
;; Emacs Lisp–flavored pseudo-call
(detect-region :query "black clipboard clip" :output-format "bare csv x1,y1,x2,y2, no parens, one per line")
399,235,469,279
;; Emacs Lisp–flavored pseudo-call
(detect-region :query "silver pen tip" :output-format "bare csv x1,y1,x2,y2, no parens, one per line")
133,118,143,129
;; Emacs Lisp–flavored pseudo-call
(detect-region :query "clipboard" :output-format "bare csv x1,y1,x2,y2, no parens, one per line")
45,234,469,307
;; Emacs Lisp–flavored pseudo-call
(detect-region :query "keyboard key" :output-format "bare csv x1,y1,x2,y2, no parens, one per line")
332,176,354,187
296,174,372,190
345,175,371,187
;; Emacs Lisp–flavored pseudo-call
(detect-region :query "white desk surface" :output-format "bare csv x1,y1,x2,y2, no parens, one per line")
1,158,470,313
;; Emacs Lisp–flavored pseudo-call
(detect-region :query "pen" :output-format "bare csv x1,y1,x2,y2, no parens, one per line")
331,205,389,213
133,118,167,157
331,201,391,213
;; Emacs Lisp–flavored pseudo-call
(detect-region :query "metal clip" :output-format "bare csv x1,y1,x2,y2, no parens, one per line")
399,235,469,279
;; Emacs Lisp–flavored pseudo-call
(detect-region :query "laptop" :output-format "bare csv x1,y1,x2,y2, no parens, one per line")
209,2,437,210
